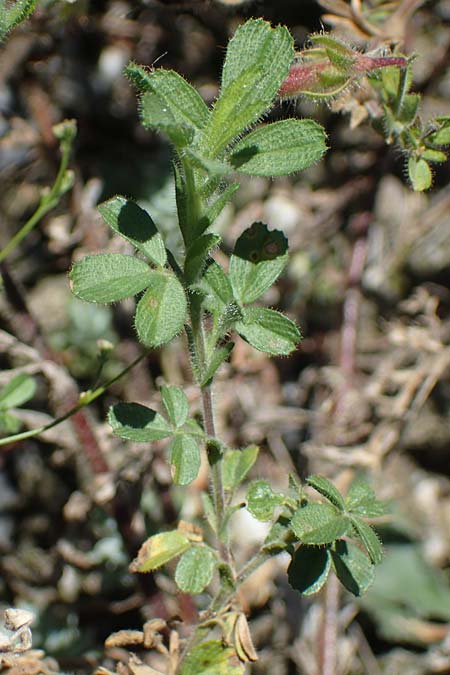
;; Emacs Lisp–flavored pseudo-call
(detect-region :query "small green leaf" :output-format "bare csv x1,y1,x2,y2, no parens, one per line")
408,157,432,191
175,545,216,594
195,261,234,312
229,119,327,176
201,342,234,387
246,480,283,521
0,411,22,434
346,479,387,518
229,223,288,304
140,92,194,147
70,254,153,303
0,374,36,410
201,492,218,534
161,385,189,428
185,233,221,285
331,540,375,596
428,120,450,146
306,475,345,511
263,518,291,552
221,18,293,98
135,270,187,347
180,640,244,675
202,183,240,228
290,503,351,545
203,19,294,157
98,196,167,267
0,0,36,40
135,68,209,142
421,148,447,163
236,307,301,356
398,93,420,124
288,546,332,596
108,402,172,441
169,434,201,485
350,516,383,564
129,530,191,572
223,446,259,491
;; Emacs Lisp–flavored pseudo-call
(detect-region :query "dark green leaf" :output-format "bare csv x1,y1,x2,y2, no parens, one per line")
98,197,167,267
175,545,216,594
161,385,189,428
306,475,345,511
129,530,191,572
236,307,301,356
246,480,283,521
139,92,194,147
229,119,327,176
108,402,172,441
180,640,244,675
70,254,153,303
229,222,288,304
290,503,350,545
0,374,36,410
288,546,332,596
350,516,383,564
223,446,259,491
169,434,201,485
184,233,221,285
331,540,374,596
134,270,187,347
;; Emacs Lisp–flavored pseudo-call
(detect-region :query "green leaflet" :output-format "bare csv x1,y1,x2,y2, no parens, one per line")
98,196,167,267
229,119,327,176
169,434,201,485
108,402,172,442
290,503,351,545
288,546,332,596
236,307,301,356
175,546,216,594
229,222,288,304
70,254,153,303
161,385,189,428
246,480,283,521
134,271,187,347
129,530,191,573
0,374,36,410
331,540,375,596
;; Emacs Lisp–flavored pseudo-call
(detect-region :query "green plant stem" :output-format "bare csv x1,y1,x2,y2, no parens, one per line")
0,134,72,264
0,351,147,447
201,383,229,562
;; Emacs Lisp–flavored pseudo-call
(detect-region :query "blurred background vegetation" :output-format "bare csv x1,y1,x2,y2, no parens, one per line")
0,1,450,673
